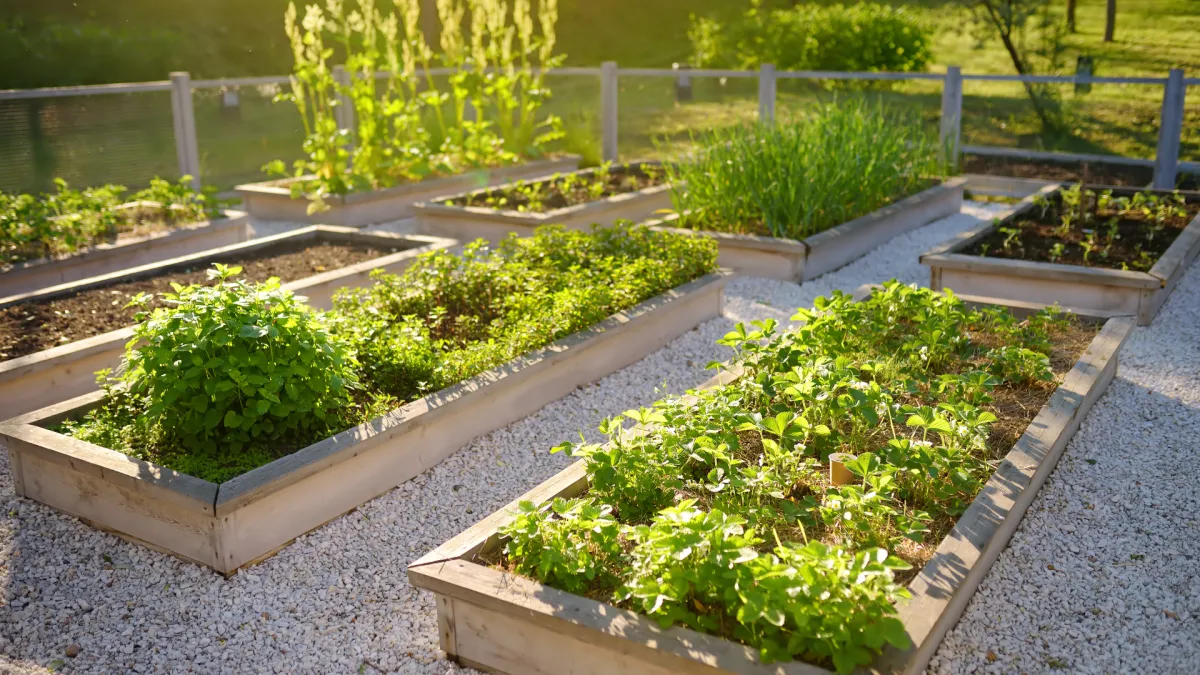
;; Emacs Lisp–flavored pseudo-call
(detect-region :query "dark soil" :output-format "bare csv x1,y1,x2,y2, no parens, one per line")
0,240,396,360
963,154,1153,187
965,189,1199,270
443,163,665,213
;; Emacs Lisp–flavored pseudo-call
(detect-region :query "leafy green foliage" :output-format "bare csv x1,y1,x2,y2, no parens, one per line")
334,223,718,402
502,282,1073,672
659,101,947,241
63,264,359,482
0,176,222,265
689,1,932,74
267,0,565,206
62,225,716,482
441,163,664,214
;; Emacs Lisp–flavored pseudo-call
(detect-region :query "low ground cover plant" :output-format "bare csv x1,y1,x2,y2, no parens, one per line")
966,184,1199,271
59,224,717,482
497,282,1093,673
439,162,664,213
689,1,932,74
0,176,223,266
267,0,565,210
660,100,945,241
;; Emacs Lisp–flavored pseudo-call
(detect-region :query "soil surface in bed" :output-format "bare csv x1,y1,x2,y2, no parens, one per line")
964,155,1154,186
964,192,1199,270
441,163,664,213
0,240,397,360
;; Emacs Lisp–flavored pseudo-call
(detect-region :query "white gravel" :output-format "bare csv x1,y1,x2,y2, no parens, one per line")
4,200,1193,675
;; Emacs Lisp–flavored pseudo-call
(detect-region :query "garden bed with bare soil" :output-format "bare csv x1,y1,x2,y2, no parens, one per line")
963,154,1153,187
0,239,397,361
409,284,1131,675
923,185,1200,325
412,162,673,242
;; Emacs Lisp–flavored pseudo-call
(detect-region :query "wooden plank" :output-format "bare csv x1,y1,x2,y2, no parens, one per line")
927,253,1161,288
437,595,458,657
411,560,829,675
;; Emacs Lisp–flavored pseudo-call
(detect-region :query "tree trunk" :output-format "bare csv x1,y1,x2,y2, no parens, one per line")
993,23,1056,128
1066,0,1077,32
1104,0,1116,41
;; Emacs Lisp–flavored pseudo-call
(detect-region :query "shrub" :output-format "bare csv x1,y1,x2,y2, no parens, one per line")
660,100,945,240
689,1,932,74
63,264,359,482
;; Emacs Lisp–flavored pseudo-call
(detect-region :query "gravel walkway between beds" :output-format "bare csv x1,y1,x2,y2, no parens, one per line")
3,199,1188,675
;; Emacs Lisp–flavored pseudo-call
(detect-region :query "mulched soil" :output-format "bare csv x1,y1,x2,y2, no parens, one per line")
0,240,395,361
964,192,1200,270
963,154,1153,187
443,164,665,213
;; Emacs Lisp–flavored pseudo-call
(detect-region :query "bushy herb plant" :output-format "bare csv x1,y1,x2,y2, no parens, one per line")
61,264,360,482
62,225,717,482
440,163,664,213
501,282,1077,672
660,101,946,241
0,176,222,265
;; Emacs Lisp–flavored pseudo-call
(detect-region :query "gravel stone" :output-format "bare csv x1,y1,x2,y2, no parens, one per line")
7,201,1191,675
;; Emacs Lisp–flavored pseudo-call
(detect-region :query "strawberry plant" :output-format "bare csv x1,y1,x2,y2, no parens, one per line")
501,282,1082,673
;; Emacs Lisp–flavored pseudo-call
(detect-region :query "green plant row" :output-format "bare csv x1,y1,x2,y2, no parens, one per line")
60,224,718,483
0,176,222,266
266,0,565,210
440,162,665,213
500,282,1075,673
659,101,948,241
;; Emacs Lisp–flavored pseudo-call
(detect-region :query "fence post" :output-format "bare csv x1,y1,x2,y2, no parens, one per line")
169,72,201,189
332,65,356,151
601,61,619,162
758,63,777,125
939,66,963,171
1152,68,1185,190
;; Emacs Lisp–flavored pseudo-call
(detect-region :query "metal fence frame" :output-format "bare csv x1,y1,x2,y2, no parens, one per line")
1,64,1194,191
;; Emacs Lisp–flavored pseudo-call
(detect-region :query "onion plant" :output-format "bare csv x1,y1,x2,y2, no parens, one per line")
660,100,947,241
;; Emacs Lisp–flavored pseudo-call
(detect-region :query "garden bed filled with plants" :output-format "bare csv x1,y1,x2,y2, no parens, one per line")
0,227,447,421
410,282,1133,675
645,101,963,281
412,162,672,241
923,184,1200,325
237,0,583,225
1,225,729,574
0,177,248,297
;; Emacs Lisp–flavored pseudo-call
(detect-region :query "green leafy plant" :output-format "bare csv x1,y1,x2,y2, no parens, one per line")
502,282,1076,673
660,100,946,241
441,162,663,214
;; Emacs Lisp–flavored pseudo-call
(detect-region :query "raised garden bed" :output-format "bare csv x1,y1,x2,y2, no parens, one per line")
0,226,453,421
922,184,1200,325
644,179,966,281
961,152,1200,197
411,162,672,242
0,208,252,299
409,283,1133,675
1,227,730,575
236,156,581,227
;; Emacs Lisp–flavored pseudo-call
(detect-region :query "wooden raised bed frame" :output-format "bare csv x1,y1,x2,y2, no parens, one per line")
1,270,731,575
411,162,673,242
235,156,581,227
641,179,966,282
408,293,1133,675
0,208,251,299
0,226,455,422
921,184,1200,326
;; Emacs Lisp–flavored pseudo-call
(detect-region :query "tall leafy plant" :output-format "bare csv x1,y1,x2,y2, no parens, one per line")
268,0,564,209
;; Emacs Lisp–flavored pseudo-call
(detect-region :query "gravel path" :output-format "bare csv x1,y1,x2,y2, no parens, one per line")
4,200,1192,675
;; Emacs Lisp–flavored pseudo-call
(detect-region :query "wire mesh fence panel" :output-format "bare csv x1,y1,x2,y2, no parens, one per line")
615,74,758,160
776,76,943,134
194,83,305,191
541,73,602,166
0,92,177,194
961,80,1164,161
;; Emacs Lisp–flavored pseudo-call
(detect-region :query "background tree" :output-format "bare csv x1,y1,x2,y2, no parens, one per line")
960,0,1067,130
